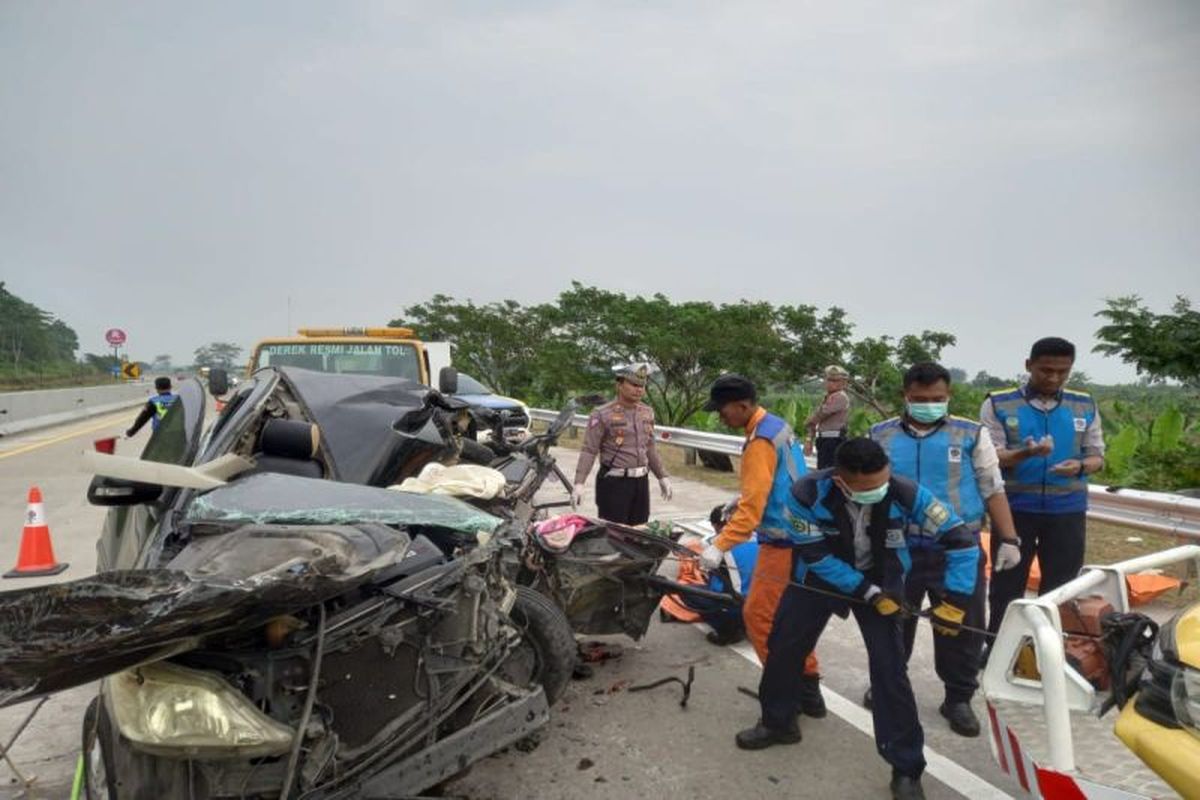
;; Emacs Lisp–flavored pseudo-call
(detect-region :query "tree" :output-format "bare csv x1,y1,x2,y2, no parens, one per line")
193,342,244,370
0,282,82,374
972,370,1008,389
393,296,585,401
845,331,958,416
948,367,968,384
554,284,786,425
151,354,173,372
1094,295,1200,386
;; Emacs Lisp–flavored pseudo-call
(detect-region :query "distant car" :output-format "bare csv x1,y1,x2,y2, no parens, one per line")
454,373,531,446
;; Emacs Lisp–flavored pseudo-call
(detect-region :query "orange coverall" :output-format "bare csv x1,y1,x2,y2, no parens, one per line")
714,407,819,676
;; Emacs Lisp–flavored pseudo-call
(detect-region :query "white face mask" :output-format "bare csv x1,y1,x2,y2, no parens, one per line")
837,477,889,505
906,401,948,423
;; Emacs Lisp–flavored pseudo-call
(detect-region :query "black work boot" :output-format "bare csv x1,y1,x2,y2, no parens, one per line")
890,773,926,800
862,686,873,711
735,720,802,750
939,700,981,737
706,628,745,646
798,675,827,718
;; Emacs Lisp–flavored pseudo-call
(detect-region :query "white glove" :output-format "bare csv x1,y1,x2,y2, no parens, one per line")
993,539,1022,572
659,477,673,500
699,544,724,571
571,483,585,509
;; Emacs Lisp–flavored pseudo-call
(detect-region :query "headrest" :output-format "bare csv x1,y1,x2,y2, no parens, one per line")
259,419,320,459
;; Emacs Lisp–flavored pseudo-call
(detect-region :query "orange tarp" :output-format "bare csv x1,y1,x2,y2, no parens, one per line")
979,532,1180,606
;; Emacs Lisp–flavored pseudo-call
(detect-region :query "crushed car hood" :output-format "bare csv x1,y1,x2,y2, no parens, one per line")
0,523,413,708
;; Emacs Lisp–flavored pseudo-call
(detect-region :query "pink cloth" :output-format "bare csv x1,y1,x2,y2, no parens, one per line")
534,514,593,551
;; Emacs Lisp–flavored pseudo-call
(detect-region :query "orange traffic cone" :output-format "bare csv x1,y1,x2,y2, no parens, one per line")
4,486,68,578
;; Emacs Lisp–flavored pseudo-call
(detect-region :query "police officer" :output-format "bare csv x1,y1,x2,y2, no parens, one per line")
869,362,1021,737
126,376,179,437
739,438,979,800
981,337,1105,635
804,365,851,468
572,364,672,525
697,374,824,716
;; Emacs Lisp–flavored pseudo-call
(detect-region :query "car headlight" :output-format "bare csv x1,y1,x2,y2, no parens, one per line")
1171,666,1200,739
106,662,296,758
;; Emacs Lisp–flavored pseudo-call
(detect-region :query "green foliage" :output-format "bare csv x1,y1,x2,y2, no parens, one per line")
1149,405,1185,451
0,282,81,373
1094,295,1200,386
395,283,946,426
1096,401,1200,491
193,342,244,370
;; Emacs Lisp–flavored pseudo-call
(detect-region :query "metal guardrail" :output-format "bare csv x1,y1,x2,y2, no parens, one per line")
530,408,1200,540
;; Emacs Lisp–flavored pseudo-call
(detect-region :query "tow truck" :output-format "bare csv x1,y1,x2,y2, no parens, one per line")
244,327,451,385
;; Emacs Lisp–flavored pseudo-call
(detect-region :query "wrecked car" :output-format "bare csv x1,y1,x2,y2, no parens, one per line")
0,368,577,799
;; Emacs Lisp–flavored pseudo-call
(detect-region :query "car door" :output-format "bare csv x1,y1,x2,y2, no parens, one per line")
93,378,207,571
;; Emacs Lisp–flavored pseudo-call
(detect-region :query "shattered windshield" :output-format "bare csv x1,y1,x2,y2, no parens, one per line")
185,472,502,534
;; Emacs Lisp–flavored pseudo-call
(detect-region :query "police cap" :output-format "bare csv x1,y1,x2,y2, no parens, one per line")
823,365,850,380
615,363,651,387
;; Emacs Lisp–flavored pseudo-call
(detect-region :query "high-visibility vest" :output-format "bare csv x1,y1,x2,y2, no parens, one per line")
988,387,1096,513
751,412,809,544
871,416,986,532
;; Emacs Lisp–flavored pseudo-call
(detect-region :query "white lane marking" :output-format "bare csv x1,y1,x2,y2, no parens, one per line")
720,633,1016,800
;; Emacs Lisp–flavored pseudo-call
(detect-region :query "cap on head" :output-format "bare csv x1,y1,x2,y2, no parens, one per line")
824,365,850,380
703,373,757,412
615,362,651,387
154,376,172,392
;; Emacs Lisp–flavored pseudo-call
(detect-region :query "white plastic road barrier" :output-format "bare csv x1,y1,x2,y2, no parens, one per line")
982,545,1200,797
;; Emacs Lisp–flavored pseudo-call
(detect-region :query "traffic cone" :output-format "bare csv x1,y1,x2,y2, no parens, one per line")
4,486,68,578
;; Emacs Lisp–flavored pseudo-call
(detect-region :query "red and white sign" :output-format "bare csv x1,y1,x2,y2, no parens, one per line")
105,328,127,346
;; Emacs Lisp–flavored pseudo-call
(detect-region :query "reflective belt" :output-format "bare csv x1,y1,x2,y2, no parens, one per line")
816,430,844,439
605,466,648,478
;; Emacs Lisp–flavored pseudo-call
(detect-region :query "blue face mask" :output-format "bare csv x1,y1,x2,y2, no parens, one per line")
847,481,889,505
907,401,948,424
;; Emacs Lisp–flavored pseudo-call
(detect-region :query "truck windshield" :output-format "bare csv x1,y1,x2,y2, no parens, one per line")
255,342,421,381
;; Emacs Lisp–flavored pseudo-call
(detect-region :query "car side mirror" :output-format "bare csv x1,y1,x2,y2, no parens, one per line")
208,368,230,397
438,367,458,395
87,475,163,506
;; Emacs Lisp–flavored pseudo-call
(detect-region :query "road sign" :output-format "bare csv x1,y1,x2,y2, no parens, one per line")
105,328,127,346
121,362,142,379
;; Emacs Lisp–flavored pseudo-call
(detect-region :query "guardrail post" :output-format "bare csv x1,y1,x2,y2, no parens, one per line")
684,447,696,466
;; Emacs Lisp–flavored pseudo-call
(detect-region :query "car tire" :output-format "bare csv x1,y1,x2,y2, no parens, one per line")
507,586,576,705
81,696,118,800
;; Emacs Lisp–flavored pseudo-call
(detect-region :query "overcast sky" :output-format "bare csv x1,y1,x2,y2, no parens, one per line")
2,1,1197,383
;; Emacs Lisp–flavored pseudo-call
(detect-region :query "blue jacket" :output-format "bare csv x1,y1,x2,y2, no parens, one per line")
149,392,179,431
750,412,808,545
870,416,986,534
783,470,979,607
988,386,1096,514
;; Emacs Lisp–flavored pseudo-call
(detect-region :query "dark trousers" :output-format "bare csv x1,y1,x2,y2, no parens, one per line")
902,544,986,703
760,583,926,778
987,510,1087,635
815,436,844,469
595,469,650,525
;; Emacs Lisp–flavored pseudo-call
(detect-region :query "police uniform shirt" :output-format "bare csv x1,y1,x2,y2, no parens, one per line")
574,401,666,483
805,390,849,436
